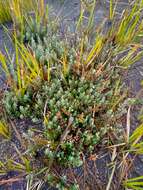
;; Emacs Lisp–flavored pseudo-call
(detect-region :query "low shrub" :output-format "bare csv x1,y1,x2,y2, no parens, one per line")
1,0,143,189
3,61,123,166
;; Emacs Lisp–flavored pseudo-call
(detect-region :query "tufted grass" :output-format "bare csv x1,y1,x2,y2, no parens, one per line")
0,0,36,24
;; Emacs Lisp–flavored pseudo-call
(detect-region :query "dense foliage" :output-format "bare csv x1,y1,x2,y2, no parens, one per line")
3,44,123,167
1,0,143,189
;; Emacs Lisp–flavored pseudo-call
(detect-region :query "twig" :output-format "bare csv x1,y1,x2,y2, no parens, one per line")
0,175,25,185
9,119,26,149
106,147,117,190
126,106,131,143
106,162,116,190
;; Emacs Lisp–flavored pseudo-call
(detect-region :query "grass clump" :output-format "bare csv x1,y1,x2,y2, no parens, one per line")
0,0,11,23
3,22,124,167
1,16,127,187
0,0,37,24
0,120,10,139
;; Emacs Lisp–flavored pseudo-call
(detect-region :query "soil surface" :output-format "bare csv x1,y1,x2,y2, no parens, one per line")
0,0,143,189
0,22,13,88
